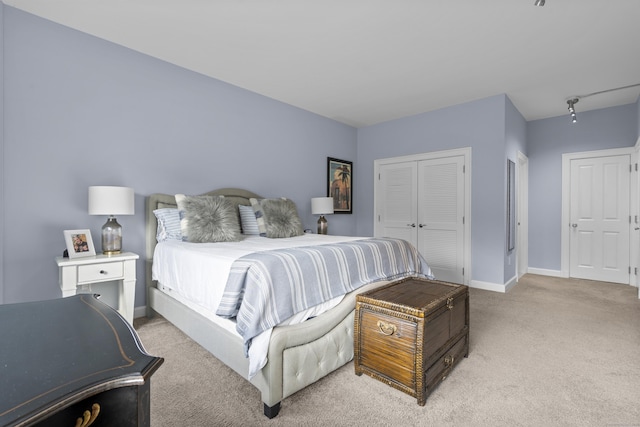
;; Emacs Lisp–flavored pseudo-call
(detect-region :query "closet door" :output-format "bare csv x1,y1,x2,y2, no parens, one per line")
376,162,418,245
417,156,465,283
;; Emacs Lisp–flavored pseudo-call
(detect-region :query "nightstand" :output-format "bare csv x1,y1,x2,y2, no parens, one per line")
55,252,139,324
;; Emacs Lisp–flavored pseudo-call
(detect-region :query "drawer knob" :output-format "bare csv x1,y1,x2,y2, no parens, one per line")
446,297,454,310
377,320,397,336
444,354,455,367
99,270,108,275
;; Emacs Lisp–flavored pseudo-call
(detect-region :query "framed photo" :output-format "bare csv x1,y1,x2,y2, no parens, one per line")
64,229,96,258
327,157,353,214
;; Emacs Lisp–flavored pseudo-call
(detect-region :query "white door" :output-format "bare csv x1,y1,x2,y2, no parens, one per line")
417,156,465,283
376,161,418,244
569,155,630,284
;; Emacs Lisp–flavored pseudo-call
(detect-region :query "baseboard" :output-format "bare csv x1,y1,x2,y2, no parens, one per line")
134,305,148,319
504,275,518,292
527,267,566,278
469,279,506,293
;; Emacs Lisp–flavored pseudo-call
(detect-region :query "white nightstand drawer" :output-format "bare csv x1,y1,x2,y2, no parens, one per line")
78,262,124,283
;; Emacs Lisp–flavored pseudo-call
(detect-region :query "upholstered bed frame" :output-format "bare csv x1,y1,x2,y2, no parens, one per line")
145,188,388,418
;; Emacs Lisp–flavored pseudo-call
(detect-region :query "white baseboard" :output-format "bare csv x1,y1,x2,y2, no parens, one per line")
469,274,520,293
134,305,148,319
504,275,519,292
527,267,566,278
469,279,506,293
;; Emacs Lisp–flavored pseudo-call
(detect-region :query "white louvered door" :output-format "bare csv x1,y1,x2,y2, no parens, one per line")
377,162,418,243
375,153,466,284
417,156,465,283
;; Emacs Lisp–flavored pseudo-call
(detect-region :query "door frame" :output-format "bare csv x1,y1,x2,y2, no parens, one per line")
516,151,529,280
561,147,638,283
635,138,640,298
373,147,472,286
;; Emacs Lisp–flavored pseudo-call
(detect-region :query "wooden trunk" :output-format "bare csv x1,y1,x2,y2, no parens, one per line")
354,277,469,405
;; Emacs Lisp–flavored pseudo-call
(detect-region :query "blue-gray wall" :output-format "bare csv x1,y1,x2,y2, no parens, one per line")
356,95,513,285
2,7,357,306
527,103,638,272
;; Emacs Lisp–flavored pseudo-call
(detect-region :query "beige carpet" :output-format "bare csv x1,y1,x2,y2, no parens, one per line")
134,274,640,426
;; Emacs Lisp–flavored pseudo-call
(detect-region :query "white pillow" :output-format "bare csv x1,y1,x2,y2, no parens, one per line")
239,205,260,235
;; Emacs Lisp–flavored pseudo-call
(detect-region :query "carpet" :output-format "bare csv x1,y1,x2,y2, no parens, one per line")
134,274,640,426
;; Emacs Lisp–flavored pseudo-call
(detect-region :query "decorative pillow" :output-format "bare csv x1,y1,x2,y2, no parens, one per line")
239,204,260,235
153,208,182,242
250,198,304,238
174,194,190,241
182,195,241,243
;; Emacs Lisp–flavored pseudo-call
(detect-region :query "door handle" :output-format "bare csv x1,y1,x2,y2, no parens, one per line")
407,223,416,228
419,224,425,228
571,223,578,228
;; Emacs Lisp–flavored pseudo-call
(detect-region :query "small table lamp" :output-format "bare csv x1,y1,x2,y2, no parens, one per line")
311,197,334,235
88,186,135,254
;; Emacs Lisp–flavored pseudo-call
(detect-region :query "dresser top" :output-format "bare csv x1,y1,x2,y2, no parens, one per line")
0,295,163,426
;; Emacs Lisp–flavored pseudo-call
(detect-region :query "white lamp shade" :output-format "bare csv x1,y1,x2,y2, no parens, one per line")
88,186,135,215
311,197,334,215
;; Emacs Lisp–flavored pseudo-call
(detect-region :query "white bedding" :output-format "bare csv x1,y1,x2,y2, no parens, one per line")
152,234,365,378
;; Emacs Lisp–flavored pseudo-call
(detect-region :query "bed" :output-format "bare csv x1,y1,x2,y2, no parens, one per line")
145,188,432,418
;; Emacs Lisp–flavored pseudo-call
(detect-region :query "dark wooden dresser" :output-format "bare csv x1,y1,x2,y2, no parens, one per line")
354,277,469,405
0,294,163,427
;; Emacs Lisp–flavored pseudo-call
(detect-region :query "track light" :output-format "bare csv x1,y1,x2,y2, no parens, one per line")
567,98,579,124
534,0,545,6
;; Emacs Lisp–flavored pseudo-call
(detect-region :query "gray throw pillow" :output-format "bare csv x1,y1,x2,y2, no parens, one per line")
253,198,304,238
183,195,242,242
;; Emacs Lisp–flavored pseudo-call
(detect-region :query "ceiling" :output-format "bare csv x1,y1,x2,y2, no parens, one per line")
5,0,640,127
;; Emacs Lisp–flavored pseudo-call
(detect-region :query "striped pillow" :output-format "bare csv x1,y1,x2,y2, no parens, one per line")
239,205,260,235
153,208,182,242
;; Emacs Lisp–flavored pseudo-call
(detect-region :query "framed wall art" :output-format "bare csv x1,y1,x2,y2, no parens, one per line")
64,229,96,258
327,157,352,214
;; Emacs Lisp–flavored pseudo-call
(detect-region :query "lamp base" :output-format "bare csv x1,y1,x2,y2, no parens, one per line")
317,215,328,235
102,216,123,255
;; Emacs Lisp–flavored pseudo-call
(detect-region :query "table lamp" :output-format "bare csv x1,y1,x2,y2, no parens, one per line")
311,197,334,235
88,186,135,254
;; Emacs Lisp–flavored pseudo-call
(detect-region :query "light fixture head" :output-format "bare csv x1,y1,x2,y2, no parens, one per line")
534,0,545,6
567,98,579,124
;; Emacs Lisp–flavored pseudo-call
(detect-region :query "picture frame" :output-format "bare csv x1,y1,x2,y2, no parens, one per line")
327,157,353,214
64,229,96,258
